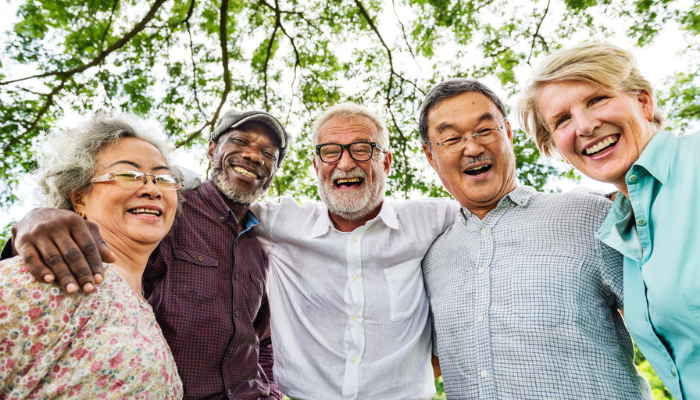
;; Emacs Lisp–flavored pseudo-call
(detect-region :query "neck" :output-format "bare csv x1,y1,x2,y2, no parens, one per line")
329,202,383,232
220,193,251,232
615,182,630,199
101,236,157,299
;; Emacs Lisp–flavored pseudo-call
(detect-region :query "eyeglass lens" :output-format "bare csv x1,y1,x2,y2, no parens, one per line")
319,143,374,162
114,171,181,189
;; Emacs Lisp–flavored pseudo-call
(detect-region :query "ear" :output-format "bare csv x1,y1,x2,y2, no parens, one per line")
382,151,392,174
505,121,514,145
207,140,218,162
422,142,437,171
313,157,319,174
637,90,655,121
71,191,87,216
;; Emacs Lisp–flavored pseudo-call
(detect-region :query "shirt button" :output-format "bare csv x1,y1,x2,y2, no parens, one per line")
351,276,358,282
636,218,647,226
671,366,677,377
477,315,484,322
479,229,487,235
644,313,649,321
628,174,638,183
352,236,358,242
235,311,240,317
481,370,489,378
220,216,225,221
351,315,357,322
227,389,232,396
477,268,485,274
235,273,239,280
350,357,357,364
228,347,234,354
510,203,516,208
197,256,203,262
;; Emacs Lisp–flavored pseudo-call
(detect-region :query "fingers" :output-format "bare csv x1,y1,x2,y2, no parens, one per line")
13,207,107,294
28,237,80,294
18,242,57,285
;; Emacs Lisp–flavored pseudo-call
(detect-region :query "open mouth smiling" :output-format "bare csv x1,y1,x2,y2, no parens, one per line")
233,166,258,179
335,177,364,188
464,164,492,176
584,135,619,156
128,208,162,216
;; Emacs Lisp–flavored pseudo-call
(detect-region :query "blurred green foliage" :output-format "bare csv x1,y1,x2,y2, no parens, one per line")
1,0,699,208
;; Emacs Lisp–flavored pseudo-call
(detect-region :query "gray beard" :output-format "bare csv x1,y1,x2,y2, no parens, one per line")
210,165,269,205
317,166,386,222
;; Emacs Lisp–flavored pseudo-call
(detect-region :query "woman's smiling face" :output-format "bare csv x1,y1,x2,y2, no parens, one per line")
537,80,656,190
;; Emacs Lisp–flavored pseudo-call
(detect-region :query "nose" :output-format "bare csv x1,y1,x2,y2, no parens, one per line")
461,136,486,158
241,145,265,165
139,176,163,198
571,108,598,137
335,147,358,171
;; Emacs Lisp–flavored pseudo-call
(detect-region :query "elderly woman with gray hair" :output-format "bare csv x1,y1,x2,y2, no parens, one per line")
0,114,183,398
518,42,699,400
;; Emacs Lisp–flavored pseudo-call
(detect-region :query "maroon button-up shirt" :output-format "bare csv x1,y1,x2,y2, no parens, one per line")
143,180,282,400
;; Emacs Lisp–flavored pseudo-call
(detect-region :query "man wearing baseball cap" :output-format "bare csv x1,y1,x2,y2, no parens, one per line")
5,109,291,400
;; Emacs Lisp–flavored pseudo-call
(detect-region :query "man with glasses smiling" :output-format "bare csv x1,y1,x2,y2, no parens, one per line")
248,102,460,399
419,79,651,399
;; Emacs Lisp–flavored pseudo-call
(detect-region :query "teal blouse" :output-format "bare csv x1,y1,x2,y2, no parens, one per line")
597,130,700,400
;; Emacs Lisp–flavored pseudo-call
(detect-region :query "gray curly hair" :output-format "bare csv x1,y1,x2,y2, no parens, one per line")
36,113,183,213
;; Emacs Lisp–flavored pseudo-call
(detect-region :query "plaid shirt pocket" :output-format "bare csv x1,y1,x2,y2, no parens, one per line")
172,248,219,303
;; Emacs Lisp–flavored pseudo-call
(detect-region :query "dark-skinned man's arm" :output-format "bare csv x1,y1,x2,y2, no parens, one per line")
4,208,115,293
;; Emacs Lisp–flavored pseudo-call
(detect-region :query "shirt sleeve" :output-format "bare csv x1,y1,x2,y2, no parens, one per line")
598,240,625,310
0,238,13,261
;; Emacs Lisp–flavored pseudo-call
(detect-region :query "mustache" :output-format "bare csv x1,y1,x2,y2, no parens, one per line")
460,155,495,170
329,168,368,181
224,156,266,179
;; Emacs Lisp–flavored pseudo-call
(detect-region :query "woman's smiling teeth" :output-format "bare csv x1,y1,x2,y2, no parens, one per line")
234,166,257,178
128,208,161,216
585,135,619,156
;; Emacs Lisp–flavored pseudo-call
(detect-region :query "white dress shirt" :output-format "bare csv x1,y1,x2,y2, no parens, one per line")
251,197,459,400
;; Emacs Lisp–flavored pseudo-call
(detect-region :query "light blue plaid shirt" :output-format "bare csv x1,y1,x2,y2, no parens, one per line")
423,186,651,399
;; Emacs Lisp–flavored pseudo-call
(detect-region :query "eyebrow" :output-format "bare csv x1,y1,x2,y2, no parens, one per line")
436,112,500,135
106,160,171,172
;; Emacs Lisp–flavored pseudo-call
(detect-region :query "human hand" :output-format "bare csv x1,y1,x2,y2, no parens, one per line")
12,208,116,293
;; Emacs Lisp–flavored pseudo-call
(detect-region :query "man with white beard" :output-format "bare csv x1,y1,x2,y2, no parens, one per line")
8,103,460,399
249,103,460,399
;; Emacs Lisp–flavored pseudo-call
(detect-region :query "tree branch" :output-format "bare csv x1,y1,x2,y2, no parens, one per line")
186,1,207,119
262,16,281,112
98,0,120,55
0,0,168,86
527,0,551,65
177,0,231,147
391,0,418,65
2,79,67,158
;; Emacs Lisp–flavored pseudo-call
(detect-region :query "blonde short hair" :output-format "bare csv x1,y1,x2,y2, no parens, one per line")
311,102,389,150
518,42,665,157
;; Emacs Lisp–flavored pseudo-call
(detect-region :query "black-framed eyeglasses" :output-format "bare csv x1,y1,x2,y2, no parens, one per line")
315,141,386,163
90,170,182,190
424,124,505,152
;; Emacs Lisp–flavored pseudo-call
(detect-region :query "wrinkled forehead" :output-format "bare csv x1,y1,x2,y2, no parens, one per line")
318,116,379,143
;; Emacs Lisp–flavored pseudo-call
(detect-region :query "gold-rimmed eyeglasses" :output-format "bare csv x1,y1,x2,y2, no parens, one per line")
90,170,182,190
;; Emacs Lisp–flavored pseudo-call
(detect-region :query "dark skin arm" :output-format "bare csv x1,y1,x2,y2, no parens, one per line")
432,355,441,378
10,208,115,293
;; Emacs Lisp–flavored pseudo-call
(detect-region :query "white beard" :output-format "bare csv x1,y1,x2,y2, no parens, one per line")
317,165,386,222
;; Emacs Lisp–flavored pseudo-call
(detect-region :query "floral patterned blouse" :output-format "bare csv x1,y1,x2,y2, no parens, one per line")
0,256,183,399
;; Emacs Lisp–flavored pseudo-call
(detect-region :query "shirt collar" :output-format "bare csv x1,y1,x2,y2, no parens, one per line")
630,131,675,184
311,201,398,237
460,185,535,221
